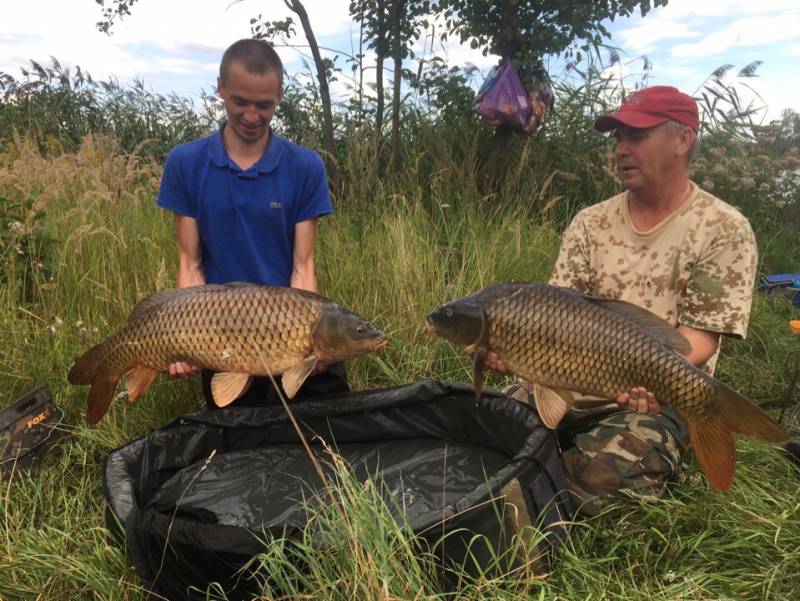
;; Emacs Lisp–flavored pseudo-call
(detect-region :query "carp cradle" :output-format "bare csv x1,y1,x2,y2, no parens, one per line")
104,379,572,600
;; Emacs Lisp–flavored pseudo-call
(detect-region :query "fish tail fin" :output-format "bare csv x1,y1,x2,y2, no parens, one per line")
715,381,789,443
68,343,121,425
686,383,788,491
86,374,119,425
686,415,736,491
68,344,104,385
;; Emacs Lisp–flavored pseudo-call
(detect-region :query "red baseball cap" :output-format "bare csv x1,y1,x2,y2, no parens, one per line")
594,86,699,132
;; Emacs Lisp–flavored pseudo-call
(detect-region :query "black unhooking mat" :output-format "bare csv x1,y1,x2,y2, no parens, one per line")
104,379,572,600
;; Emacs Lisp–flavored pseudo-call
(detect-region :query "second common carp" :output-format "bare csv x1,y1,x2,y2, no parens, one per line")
426,283,788,491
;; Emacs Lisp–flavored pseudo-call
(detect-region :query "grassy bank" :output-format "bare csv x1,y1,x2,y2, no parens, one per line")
0,135,798,600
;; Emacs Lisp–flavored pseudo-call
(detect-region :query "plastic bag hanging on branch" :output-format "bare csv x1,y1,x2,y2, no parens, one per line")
475,56,553,134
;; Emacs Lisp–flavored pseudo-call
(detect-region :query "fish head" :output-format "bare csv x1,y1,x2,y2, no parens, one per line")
426,298,487,352
313,308,387,361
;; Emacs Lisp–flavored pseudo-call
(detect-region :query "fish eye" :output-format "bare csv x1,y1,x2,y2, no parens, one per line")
444,308,453,319
355,324,366,334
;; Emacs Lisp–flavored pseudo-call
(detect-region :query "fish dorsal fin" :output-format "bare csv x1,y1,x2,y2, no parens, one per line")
530,383,574,429
582,295,692,356
282,355,319,399
211,372,253,407
128,283,255,322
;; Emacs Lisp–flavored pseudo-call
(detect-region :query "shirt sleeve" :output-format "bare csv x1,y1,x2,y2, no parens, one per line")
156,149,194,217
678,219,757,339
549,211,594,294
294,152,333,224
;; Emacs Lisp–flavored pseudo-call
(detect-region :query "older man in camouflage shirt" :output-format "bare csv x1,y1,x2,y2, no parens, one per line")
494,86,758,515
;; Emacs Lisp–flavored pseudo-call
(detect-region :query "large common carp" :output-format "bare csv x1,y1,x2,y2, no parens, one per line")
69,284,387,424
426,283,788,491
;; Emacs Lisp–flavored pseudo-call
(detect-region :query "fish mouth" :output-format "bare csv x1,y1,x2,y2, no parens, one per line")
373,337,389,351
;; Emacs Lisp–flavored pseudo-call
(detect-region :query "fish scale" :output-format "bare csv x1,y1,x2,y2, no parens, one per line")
69,283,386,424
426,282,788,490
101,288,310,375
488,284,713,417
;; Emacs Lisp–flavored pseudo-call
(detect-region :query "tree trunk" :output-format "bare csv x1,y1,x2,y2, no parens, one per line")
478,125,515,192
284,0,339,194
357,10,364,126
375,0,386,142
390,0,406,173
376,53,385,137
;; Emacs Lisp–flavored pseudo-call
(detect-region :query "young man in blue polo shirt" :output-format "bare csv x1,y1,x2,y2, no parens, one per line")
156,38,348,408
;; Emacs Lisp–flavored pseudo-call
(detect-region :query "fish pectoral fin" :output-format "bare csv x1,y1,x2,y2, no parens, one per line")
211,373,253,407
123,365,160,401
282,355,319,399
715,381,789,443
530,383,574,429
472,348,487,401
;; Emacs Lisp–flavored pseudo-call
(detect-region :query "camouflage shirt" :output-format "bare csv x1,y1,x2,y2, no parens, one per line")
550,181,757,376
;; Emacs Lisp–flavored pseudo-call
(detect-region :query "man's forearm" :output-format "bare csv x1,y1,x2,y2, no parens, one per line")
290,263,317,293
177,257,205,288
677,325,721,368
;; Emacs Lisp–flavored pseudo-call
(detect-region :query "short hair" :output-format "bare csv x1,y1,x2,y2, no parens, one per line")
665,120,698,164
219,39,283,89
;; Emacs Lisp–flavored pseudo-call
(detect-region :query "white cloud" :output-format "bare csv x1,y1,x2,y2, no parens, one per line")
651,0,799,18
407,13,498,72
671,14,800,58
614,0,800,57
108,0,353,49
744,76,800,122
0,0,353,85
615,16,701,55
1,0,797,119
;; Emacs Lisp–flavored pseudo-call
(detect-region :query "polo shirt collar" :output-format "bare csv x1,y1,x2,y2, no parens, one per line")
208,123,283,174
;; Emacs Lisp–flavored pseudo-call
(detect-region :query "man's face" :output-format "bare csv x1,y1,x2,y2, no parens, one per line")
217,62,282,145
613,123,685,192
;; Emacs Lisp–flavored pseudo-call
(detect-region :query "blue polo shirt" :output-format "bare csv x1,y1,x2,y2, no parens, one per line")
156,125,333,286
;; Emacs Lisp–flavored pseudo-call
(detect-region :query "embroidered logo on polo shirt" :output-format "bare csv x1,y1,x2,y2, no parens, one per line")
270,202,282,209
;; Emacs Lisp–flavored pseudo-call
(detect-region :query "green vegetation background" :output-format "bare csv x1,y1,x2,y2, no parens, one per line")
0,61,798,599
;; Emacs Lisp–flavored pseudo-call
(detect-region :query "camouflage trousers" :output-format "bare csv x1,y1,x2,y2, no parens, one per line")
506,383,689,516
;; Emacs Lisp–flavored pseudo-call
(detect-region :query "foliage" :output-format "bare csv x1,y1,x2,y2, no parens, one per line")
0,133,798,600
756,109,800,158
95,0,141,34
0,191,54,306
352,0,433,60
435,1,668,81
0,58,220,162
1,4,795,598
693,61,767,140
406,58,478,127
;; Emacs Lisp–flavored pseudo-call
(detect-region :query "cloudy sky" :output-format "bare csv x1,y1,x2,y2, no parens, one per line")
2,0,798,122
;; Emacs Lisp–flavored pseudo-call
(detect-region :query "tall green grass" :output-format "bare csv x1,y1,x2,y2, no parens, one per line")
0,130,798,600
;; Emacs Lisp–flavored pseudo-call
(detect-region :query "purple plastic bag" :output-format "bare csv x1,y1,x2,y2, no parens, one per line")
476,56,530,130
